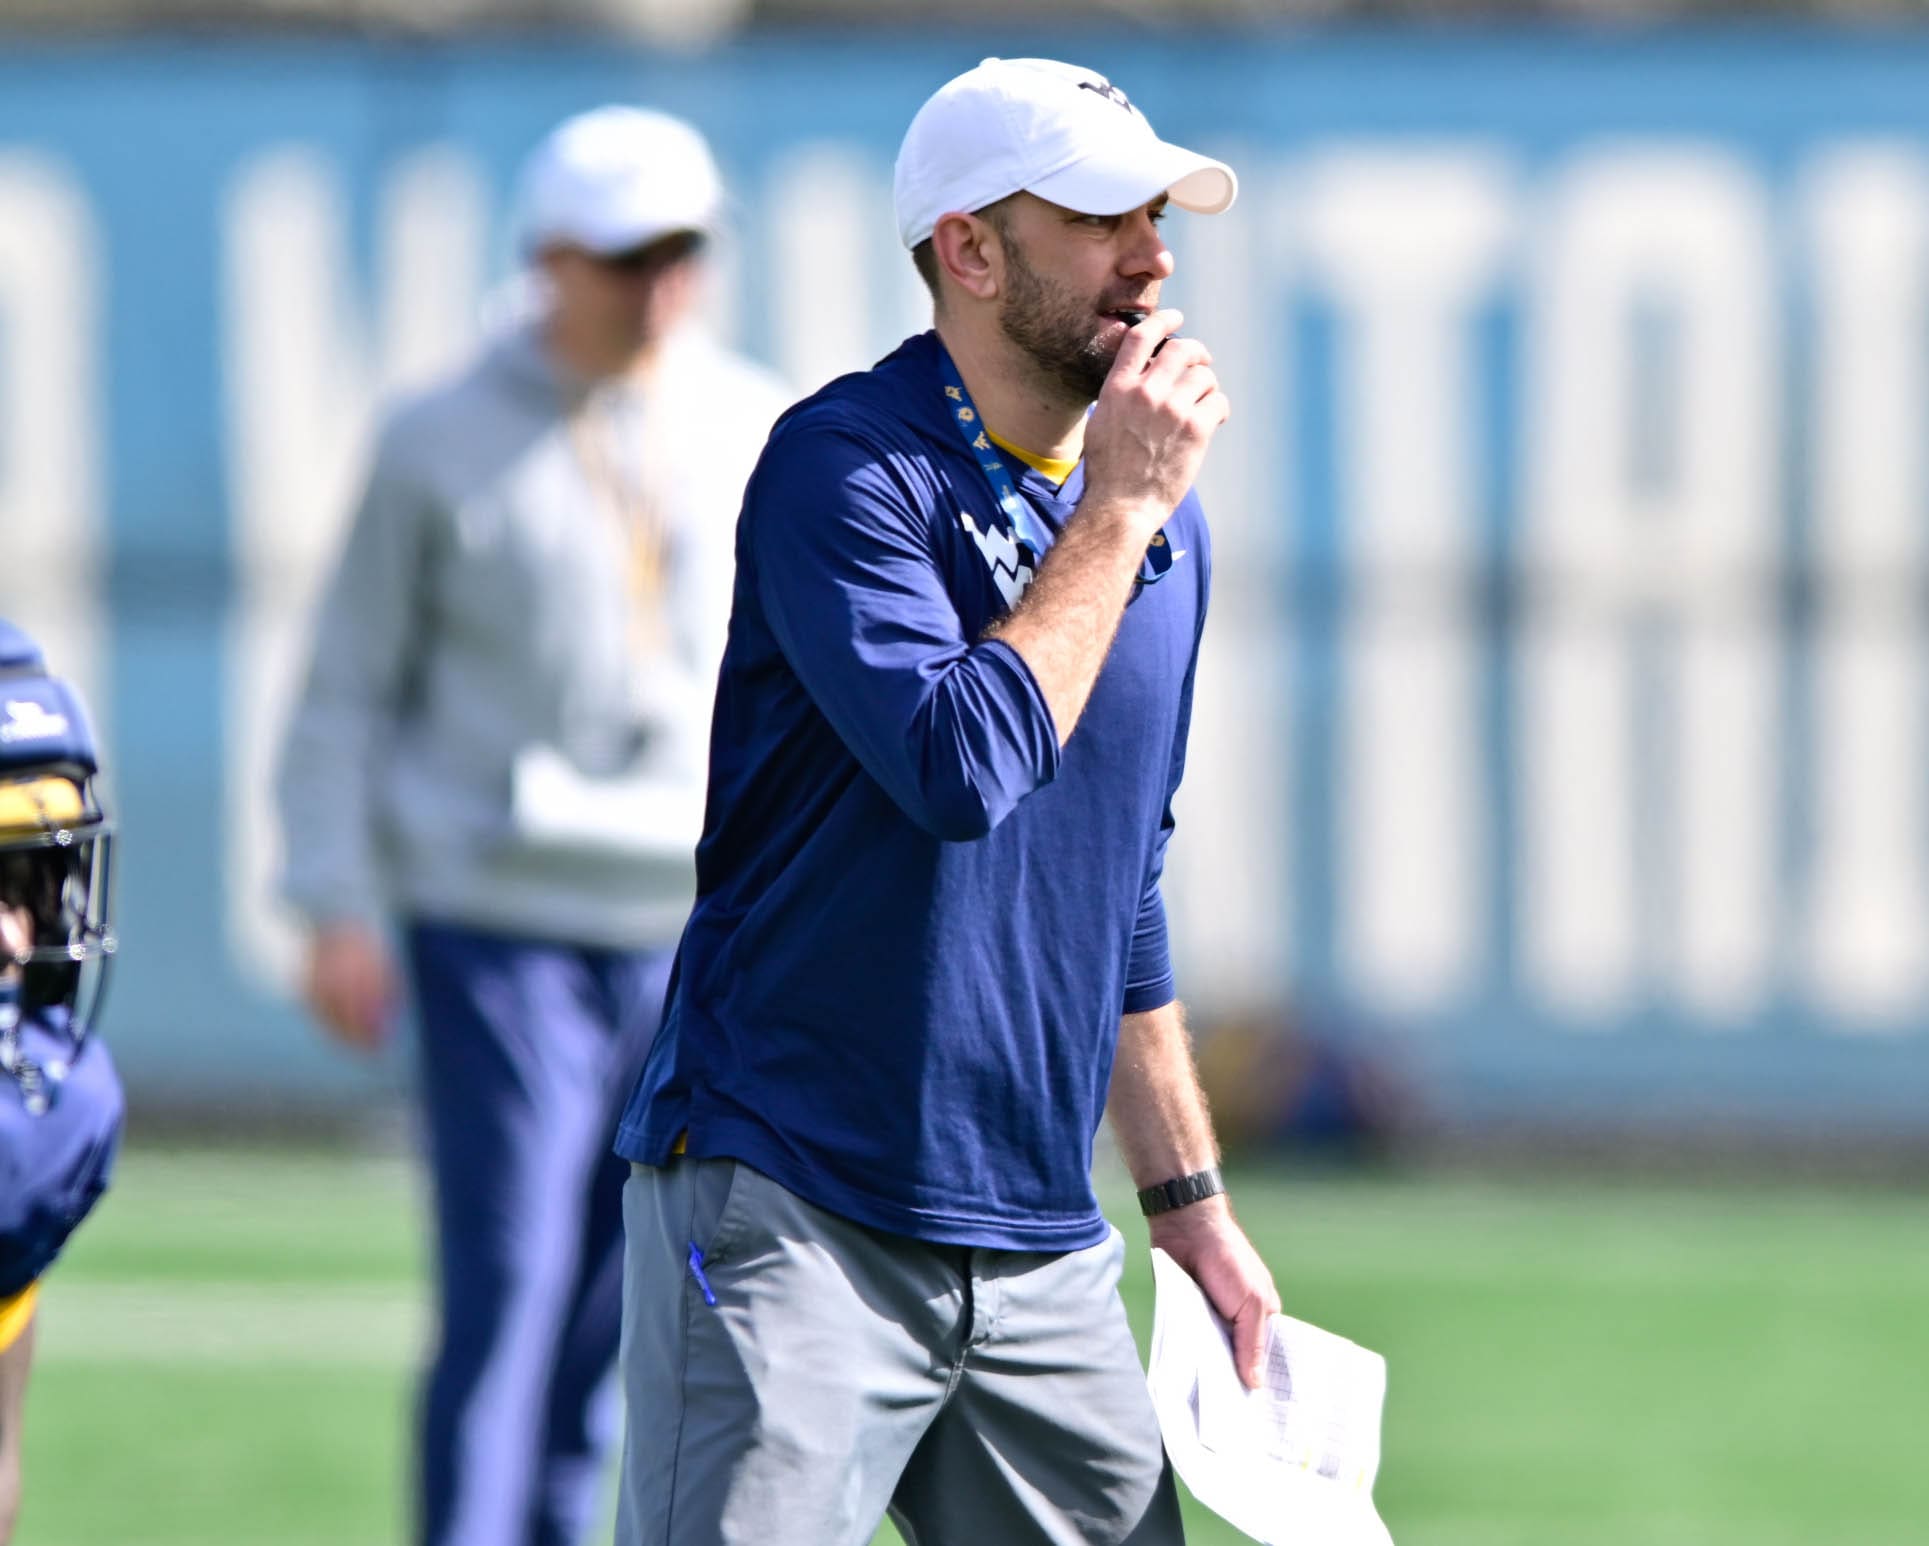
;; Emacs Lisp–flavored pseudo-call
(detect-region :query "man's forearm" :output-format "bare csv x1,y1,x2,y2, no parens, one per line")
986,498,1152,747
1106,998,1221,1187
1110,1000,1283,1388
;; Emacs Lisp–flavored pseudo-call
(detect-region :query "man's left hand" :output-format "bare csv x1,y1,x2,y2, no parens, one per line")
1147,1193,1281,1389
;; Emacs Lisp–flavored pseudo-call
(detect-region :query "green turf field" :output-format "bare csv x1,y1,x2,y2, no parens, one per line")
16,1147,1929,1546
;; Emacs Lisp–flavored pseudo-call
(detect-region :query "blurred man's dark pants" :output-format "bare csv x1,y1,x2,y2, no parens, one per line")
406,919,674,1546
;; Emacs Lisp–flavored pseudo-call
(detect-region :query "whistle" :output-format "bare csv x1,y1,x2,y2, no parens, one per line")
1118,309,1168,357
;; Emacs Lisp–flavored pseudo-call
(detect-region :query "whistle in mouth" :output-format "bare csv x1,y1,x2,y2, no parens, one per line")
1118,309,1167,356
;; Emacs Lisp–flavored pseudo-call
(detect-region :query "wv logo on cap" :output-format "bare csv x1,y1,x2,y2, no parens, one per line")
1077,77,1136,114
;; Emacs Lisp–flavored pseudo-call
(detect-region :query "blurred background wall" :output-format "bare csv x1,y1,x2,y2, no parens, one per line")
2,8,1928,1153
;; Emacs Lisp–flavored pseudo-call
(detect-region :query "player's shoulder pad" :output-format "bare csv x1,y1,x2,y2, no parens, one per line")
0,1024,124,1299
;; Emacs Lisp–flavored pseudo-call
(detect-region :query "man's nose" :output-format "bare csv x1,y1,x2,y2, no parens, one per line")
1122,215,1174,279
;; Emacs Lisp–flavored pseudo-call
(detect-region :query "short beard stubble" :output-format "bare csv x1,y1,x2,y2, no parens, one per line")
993,222,1119,406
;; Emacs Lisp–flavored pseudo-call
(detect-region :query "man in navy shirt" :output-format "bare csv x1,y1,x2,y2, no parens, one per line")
615,58,1280,1545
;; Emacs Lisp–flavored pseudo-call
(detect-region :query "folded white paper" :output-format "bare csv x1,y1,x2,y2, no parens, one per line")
1147,1248,1394,1546
510,743,706,861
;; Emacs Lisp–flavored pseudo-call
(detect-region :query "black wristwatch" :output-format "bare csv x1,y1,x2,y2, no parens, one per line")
1137,1166,1226,1217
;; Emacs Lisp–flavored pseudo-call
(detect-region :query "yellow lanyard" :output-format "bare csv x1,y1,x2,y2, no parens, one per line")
569,390,670,656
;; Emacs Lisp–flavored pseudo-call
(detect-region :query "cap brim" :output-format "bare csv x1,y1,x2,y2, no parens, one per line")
1026,139,1237,221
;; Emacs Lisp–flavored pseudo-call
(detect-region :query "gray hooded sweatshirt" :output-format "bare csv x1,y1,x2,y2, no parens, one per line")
275,321,790,949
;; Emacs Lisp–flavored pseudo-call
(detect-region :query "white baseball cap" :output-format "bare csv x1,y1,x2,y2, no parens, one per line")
892,58,1236,250
515,105,723,259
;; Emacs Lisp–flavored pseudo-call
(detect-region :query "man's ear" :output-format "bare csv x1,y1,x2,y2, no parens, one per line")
931,211,1003,304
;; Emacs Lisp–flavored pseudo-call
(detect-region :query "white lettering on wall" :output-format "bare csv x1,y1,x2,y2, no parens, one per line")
1800,145,1929,1027
1165,155,1293,1016
764,145,891,392
0,153,106,738
222,144,486,992
1519,146,1780,1021
184,128,1929,1049
1301,149,1514,1010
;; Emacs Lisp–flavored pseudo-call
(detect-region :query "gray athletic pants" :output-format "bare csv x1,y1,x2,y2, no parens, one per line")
614,1157,1185,1546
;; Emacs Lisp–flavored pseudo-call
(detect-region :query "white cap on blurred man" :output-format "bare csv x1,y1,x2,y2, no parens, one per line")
892,57,1237,250
516,105,722,260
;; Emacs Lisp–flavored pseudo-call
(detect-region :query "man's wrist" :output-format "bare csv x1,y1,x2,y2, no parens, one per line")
1136,1165,1226,1217
1071,491,1164,548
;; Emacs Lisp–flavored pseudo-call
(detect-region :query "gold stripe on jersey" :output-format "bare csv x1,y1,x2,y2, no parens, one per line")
0,1281,40,1354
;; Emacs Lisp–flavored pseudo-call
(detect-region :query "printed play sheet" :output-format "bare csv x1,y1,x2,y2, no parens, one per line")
1147,1248,1394,1546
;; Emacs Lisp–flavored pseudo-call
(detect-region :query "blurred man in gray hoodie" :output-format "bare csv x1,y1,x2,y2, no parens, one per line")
275,106,789,1546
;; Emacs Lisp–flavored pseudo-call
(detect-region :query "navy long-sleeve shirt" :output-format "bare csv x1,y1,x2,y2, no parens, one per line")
615,331,1211,1251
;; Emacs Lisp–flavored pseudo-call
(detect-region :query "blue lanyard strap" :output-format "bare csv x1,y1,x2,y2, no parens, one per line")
936,350,1055,559
935,347,1179,590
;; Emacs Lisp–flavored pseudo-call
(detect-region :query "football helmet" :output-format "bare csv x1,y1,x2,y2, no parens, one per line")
0,619,116,1051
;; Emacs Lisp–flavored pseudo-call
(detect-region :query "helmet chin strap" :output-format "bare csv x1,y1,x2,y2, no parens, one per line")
0,979,63,1118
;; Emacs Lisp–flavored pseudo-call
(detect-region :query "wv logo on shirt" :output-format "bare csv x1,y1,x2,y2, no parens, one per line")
959,511,1036,609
